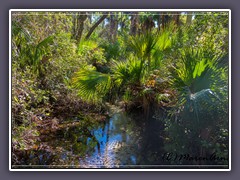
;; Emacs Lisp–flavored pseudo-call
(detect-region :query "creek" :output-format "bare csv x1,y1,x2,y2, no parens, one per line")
20,104,166,168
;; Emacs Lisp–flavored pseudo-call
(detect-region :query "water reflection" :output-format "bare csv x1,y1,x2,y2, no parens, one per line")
79,107,142,168
15,105,166,168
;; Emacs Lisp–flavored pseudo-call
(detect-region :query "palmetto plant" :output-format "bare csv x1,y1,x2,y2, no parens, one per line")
170,47,228,121
128,32,157,59
127,25,177,72
151,28,173,71
71,56,142,103
127,32,158,74
164,47,228,160
71,29,176,104
71,67,112,103
111,55,143,87
71,32,159,103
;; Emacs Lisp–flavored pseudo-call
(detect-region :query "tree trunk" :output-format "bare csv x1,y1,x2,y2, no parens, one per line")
120,12,125,31
130,12,139,36
161,12,165,30
72,13,77,39
85,13,108,40
109,13,118,42
174,11,180,26
186,12,193,25
88,13,92,24
142,16,155,34
72,12,87,45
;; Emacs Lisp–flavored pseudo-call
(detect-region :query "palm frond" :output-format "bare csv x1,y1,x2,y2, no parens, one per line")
71,69,111,103
127,32,158,59
111,60,130,87
156,30,172,51
170,46,228,124
171,48,226,93
33,35,54,65
111,56,143,87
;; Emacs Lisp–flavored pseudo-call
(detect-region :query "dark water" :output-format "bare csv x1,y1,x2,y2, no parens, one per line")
15,104,165,168
78,107,143,168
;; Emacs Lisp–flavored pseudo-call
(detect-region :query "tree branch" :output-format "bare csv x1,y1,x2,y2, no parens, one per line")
85,13,108,40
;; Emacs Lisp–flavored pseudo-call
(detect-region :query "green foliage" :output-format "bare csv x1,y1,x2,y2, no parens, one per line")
127,32,158,60
151,27,175,70
12,20,55,75
162,13,229,162
123,88,132,103
171,47,226,93
78,40,107,64
177,12,228,55
111,55,144,87
156,30,172,51
11,11,229,166
43,33,83,89
165,47,228,163
156,93,171,104
12,20,32,46
78,39,98,52
12,62,54,125
71,68,111,103
99,40,122,61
